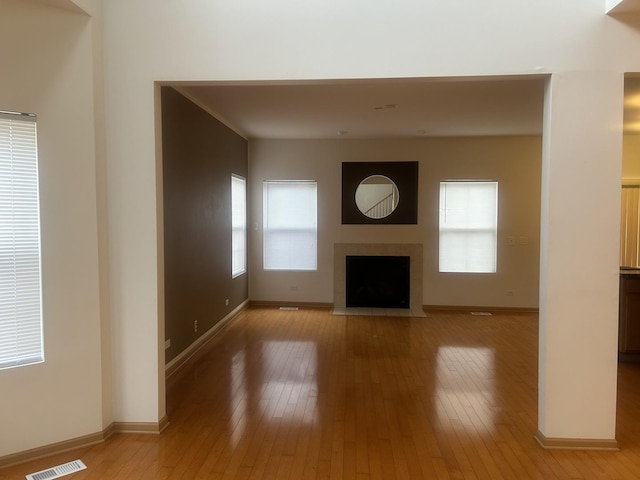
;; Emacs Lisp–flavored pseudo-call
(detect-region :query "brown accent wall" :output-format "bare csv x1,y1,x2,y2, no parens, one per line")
161,87,248,364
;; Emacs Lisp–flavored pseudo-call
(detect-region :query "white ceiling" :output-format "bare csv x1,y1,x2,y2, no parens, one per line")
607,0,640,14
179,77,547,140
178,75,640,140
33,0,86,14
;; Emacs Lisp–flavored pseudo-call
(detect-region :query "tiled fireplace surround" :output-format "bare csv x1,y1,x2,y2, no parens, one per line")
332,243,426,317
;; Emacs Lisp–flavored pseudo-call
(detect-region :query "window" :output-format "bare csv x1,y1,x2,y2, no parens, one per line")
0,111,43,369
439,180,498,273
263,180,317,271
621,185,640,267
231,175,247,277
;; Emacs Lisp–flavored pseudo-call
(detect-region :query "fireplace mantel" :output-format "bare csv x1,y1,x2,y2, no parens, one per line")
333,243,425,316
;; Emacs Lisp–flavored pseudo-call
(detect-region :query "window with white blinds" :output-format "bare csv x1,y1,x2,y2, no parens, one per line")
231,174,246,278
0,111,43,370
439,180,498,273
263,180,317,271
621,185,640,267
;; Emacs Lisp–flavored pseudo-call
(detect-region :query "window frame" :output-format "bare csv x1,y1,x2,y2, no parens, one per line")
263,180,318,272
231,174,247,278
0,110,44,370
438,180,498,274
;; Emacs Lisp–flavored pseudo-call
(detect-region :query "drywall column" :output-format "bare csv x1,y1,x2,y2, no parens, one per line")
106,81,165,429
538,72,622,448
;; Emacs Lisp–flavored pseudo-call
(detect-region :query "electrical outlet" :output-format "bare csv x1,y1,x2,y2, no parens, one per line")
165,339,171,349
194,320,198,332
290,285,298,291
225,298,229,306
507,290,514,296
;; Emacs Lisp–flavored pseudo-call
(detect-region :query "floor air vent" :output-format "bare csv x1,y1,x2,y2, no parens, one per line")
26,460,86,480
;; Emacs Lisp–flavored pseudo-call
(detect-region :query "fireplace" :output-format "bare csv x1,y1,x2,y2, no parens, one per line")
333,243,425,316
346,255,410,308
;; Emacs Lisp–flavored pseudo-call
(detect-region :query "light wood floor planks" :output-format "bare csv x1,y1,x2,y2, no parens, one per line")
3,307,640,479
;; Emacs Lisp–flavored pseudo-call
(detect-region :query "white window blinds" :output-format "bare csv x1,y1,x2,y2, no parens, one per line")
621,185,640,267
439,181,498,273
0,111,43,369
231,174,246,277
263,180,317,271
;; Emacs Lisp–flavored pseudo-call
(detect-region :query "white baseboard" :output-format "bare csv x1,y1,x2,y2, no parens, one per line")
0,425,114,469
535,430,619,451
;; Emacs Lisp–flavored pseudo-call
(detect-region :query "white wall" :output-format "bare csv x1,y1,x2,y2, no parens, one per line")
100,0,637,443
249,137,542,309
0,0,105,457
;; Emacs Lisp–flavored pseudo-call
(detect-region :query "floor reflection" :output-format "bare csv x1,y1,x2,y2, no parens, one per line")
229,350,247,448
435,345,496,434
259,341,318,423
229,341,318,447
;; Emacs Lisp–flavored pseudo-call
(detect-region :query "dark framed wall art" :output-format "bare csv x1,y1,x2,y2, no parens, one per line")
342,161,419,224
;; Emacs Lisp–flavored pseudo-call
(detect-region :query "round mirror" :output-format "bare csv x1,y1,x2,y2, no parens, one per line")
354,175,399,219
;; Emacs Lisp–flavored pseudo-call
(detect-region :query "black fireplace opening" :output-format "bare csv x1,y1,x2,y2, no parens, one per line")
346,255,410,308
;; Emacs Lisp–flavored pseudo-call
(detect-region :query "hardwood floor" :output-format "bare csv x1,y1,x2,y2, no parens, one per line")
3,307,640,479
